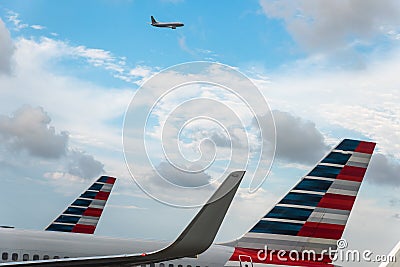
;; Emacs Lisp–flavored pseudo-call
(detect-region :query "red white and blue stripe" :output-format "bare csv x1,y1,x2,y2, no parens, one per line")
224,139,376,267
45,176,116,234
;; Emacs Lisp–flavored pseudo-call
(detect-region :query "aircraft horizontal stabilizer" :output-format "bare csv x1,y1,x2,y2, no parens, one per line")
3,171,245,266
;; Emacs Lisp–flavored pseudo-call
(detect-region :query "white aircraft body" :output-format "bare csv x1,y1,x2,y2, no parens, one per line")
150,16,184,29
0,139,376,267
0,229,234,266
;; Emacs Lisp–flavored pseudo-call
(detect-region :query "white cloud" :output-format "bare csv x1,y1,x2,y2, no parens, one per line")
30,24,45,30
0,105,106,189
0,24,133,184
6,11,28,30
253,47,400,160
260,110,329,164
107,204,146,210
0,36,134,153
0,18,14,74
2,17,154,85
67,150,104,179
366,153,400,187
259,0,400,54
0,105,68,158
178,35,195,55
155,161,212,187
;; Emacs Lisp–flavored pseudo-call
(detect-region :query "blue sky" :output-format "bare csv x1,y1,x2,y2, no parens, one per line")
0,1,400,266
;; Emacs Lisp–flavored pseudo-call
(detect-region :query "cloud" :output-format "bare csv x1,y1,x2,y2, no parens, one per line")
107,204,146,210
0,106,105,181
177,36,218,60
260,110,329,164
178,36,195,55
67,150,105,180
3,12,154,85
0,18,14,74
30,25,45,30
259,0,400,54
0,24,135,185
6,11,28,30
252,44,400,160
68,42,156,85
0,105,69,159
155,161,212,187
366,153,400,187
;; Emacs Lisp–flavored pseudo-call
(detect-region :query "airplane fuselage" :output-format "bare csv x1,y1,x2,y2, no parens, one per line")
151,22,184,29
0,228,234,266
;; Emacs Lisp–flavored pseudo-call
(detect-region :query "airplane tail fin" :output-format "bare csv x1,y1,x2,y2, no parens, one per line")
224,139,376,266
45,176,116,234
151,16,157,24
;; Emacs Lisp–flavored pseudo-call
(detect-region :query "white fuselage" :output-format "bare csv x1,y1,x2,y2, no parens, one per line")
152,22,184,28
0,228,235,266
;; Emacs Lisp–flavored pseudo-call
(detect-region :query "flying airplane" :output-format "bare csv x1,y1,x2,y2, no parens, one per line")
150,16,184,29
0,139,376,267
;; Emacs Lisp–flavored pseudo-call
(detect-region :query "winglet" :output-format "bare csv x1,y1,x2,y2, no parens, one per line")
160,170,245,258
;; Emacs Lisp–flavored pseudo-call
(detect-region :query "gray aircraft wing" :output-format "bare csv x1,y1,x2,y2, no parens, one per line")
3,171,245,267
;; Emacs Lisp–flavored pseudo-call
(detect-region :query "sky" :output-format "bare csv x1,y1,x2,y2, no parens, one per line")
0,0,399,266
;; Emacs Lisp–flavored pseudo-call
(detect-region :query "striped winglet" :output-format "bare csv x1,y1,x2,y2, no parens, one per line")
225,139,376,267
45,176,116,234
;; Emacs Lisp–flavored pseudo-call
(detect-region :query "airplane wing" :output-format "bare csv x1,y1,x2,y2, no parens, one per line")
379,241,400,267
46,176,116,234
2,171,245,267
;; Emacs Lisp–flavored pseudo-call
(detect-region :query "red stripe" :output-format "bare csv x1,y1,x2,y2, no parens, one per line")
336,165,366,182
297,222,345,239
72,224,96,234
95,191,110,200
106,177,116,184
355,141,376,154
229,247,333,266
83,207,103,217
317,193,356,210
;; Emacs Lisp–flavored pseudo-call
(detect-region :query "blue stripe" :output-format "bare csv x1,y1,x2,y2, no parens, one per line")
294,178,333,192
250,220,303,235
80,191,98,199
321,152,351,165
308,165,342,178
336,139,360,151
64,207,86,216
71,199,92,207
280,192,323,207
88,183,103,191
97,176,109,183
46,224,74,232
55,215,80,224
265,206,313,221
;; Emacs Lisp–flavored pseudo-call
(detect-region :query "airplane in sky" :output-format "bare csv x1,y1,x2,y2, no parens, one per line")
150,16,184,29
0,138,376,267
